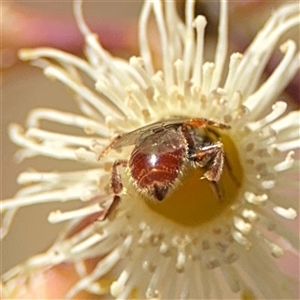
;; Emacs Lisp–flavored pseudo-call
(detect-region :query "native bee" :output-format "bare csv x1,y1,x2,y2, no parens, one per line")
98,118,230,219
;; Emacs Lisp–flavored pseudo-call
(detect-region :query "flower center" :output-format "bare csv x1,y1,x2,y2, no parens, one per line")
145,133,243,227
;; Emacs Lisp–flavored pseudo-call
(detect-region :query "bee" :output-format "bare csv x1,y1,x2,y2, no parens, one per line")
99,118,230,219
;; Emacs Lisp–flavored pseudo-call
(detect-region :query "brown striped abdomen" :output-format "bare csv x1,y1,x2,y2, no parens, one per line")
128,129,187,200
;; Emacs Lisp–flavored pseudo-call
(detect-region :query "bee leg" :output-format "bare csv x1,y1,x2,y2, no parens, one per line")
185,118,230,130
191,142,224,182
191,143,225,203
224,156,241,187
203,145,224,182
102,195,121,220
101,159,128,220
210,181,223,203
111,159,128,194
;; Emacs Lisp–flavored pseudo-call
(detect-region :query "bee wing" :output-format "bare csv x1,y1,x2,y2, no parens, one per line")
112,118,188,149
112,129,145,149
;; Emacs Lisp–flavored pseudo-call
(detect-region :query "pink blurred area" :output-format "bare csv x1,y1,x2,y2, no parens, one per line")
2,0,142,274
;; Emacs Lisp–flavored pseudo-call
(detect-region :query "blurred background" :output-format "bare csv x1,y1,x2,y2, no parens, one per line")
1,0,299,282
2,0,142,273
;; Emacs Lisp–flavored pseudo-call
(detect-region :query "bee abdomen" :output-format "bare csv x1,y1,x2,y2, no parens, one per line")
129,150,184,200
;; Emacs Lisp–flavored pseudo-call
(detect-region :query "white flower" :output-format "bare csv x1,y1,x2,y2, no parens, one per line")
1,0,299,299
